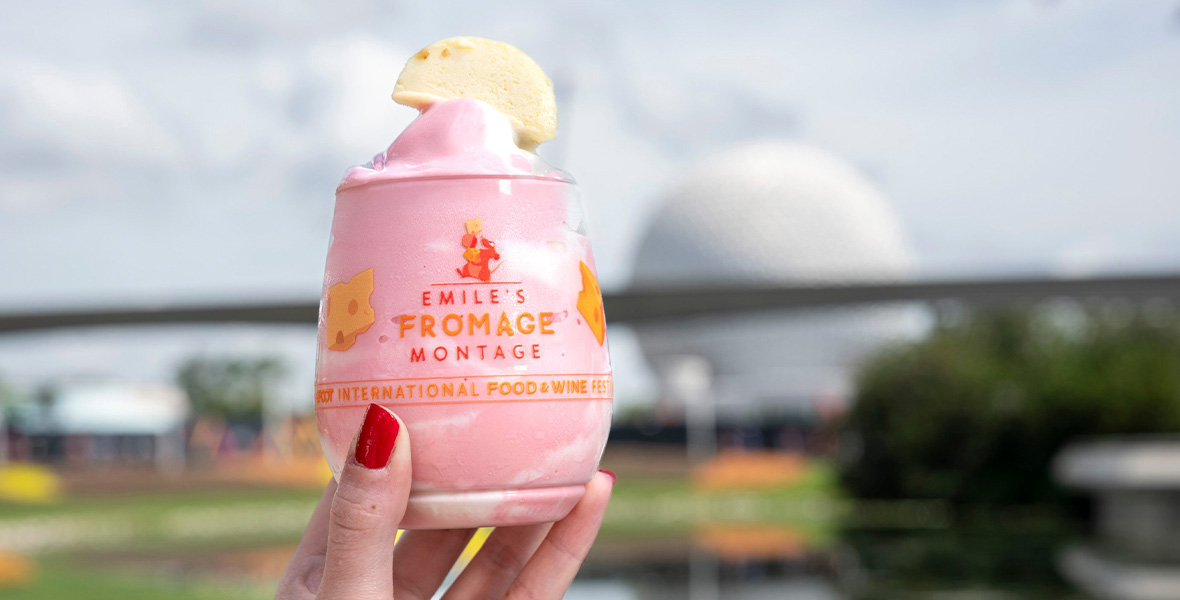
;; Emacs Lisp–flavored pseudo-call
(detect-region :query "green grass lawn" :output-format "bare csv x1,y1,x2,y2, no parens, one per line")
0,487,321,598
0,486,321,520
0,464,843,599
0,486,322,558
0,564,273,600
603,460,844,545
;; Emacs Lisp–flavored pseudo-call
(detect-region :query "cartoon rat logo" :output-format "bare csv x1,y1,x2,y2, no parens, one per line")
457,218,501,282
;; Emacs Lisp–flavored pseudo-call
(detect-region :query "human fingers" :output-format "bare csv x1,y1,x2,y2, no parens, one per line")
390,528,478,599
503,471,615,599
439,523,552,600
316,404,411,600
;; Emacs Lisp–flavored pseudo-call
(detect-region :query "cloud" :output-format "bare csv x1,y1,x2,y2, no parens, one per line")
0,62,178,162
307,36,418,161
1,0,1179,395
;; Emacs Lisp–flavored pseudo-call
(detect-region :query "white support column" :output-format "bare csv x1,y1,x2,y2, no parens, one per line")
661,355,715,466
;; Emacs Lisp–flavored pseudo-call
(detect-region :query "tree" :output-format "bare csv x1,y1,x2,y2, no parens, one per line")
0,374,17,414
839,306,1180,506
176,356,286,423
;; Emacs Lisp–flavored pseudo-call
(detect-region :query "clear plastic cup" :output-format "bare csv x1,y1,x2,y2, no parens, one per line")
315,175,613,529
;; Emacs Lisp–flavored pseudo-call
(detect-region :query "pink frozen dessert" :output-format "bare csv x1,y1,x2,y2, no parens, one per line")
315,37,613,529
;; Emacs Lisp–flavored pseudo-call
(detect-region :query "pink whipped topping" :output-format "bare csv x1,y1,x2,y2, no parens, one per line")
337,98,571,191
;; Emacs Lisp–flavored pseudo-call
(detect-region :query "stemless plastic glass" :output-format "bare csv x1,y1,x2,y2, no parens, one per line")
315,175,613,529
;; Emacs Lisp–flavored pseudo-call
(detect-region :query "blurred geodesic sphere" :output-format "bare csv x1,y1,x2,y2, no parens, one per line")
633,142,909,286
632,142,920,415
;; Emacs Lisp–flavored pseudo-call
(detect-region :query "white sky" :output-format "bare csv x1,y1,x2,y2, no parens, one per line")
1,0,1179,406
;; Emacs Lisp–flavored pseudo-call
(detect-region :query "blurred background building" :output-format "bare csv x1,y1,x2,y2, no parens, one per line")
7,380,187,471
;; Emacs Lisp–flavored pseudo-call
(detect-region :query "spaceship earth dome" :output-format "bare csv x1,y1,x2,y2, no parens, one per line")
633,142,910,286
632,142,922,417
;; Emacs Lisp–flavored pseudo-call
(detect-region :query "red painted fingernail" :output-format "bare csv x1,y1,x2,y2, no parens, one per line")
599,469,617,483
355,404,399,469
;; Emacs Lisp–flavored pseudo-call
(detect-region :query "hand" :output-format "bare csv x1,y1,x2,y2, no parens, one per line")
277,403,616,600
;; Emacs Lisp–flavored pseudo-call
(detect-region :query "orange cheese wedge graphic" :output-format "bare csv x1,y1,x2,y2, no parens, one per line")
576,261,606,345
326,268,376,351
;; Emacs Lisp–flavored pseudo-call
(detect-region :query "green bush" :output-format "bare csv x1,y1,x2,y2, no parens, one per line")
839,305,1180,506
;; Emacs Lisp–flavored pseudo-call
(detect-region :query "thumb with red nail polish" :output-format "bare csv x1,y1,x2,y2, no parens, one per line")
315,403,411,600
355,402,400,469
